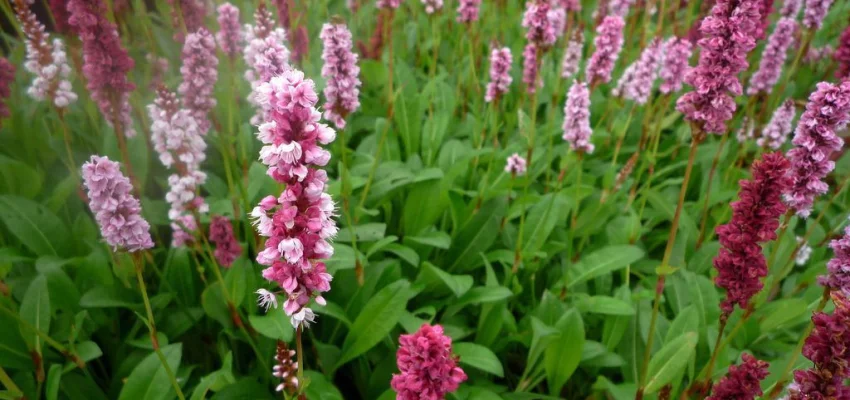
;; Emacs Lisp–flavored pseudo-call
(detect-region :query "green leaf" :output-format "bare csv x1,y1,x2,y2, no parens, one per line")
20,275,50,352
566,245,645,288
0,155,43,198
405,231,451,249
304,370,344,400
760,298,808,332
46,364,61,400
0,195,70,256
248,305,294,342
418,262,473,297
402,178,448,235
337,280,411,368
446,198,505,272
336,223,387,242
454,343,504,377
521,193,570,257
575,295,635,316
545,309,585,395
665,305,698,344
384,243,420,267
201,282,232,328
644,332,698,394
80,286,137,309
118,344,183,400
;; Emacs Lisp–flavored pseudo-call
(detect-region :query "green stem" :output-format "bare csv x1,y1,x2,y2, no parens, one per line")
0,366,23,399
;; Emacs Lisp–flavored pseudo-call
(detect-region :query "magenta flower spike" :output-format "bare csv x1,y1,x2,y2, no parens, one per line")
168,0,206,42
613,38,663,104
505,153,528,176
608,0,636,17
216,3,243,60
802,0,834,31
784,81,850,218
780,0,802,17
0,58,14,127
747,17,797,95
820,225,850,296
250,69,337,323
559,0,580,11
676,0,761,134
457,0,481,23
754,0,776,40
562,80,594,154
320,22,361,129
81,156,154,252
714,152,792,315
585,15,625,86
391,324,468,400
48,0,71,33
210,216,243,267
835,26,850,80
68,0,137,137
659,37,693,94
179,28,219,135
522,43,541,94
788,293,850,399
707,354,770,400
485,47,513,103
757,99,796,150
522,0,558,48
561,31,584,79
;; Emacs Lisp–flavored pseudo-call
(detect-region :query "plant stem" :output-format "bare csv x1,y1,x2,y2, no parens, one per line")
0,366,23,399
296,325,305,390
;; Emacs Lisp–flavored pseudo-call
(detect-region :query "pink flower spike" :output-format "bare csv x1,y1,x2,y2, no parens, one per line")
180,28,219,135
820,225,850,295
391,324,467,400
613,38,663,104
659,37,693,94
788,293,850,399
210,216,243,267
835,26,850,80
421,0,443,14
562,80,594,154
377,0,400,9
802,0,834,31
780,0,802,17
456,0,481,23
522,43,541,94
608,0,635,17
0,58,15,127
485,47,513,103
522,0,558,48
747,17,797,95
561,31,584,79
216,3,243,60
320,22,361,129
585,15,625,86
505,153,528,176
757,99,796,150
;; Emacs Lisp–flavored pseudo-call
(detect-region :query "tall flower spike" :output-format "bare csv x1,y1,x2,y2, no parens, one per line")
676,0,761,134
48,0,72,33
748,17,797,95
485,47,513,103
561,31,584,79
457,0,481,23
12,0,77,108
505,153,528,176
714,152,792,315
320,22,361,129
835,26,850,80
422,0,443,13
251,69,337,321
780,0,802,17
562,80,594,154
659,37,693,94
706,354,770,400
68,0,136,137
608,0,636,17
788,293,850,399
613,38,663,104
522,43,541,93
585,15,625,86
210,216,243,267
179,28,219,135
391,324,467,400
754,0,775,40
802,0,834,31
81,156,154,252
819,225,850,295
216,3,243,60
522,0,558,48
757,99,796,150
244,4,290,124
0,58,14,127
168,0,206,42
784,81,850,218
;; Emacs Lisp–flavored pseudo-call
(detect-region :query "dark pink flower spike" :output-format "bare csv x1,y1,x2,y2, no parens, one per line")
707,353,770,400
391,324,467,400
788,293,850,399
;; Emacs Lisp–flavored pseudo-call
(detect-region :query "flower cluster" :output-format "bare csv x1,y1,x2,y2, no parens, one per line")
179,29,219,134
820,225,850,295
754,0,775,40
714,152,792,315
485,47,513,103
707,354,769,400
561,31,583,79
505,153,528,176
562,80,594,154
13,0,77,108
585,15,625,86
784,81,850,218
613,38,663,104
608,0,635,17
168,0,206,42
320,22,362,129
835,26,850,80
522,0,558,48
748,17,797,95
422,0,443,14
659,37,693,94
676,0,760,134
250,70,337,321
216,3,243,60
210,216,243,267
391,324,467,400
272,341,299,393
757,99,796,150
456,0,481,23
780,0,802,17
802,0,834,31
788,293,850,399
0,58,12,126
67,0,137,137
81,156,154,252
522,44,541,93
244,4,290,123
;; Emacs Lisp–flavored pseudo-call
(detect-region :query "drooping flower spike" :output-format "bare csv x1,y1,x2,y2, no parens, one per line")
320,22,362,129
421,0,443,13
835,26,850,80
522,43,541,94
391,324,467,400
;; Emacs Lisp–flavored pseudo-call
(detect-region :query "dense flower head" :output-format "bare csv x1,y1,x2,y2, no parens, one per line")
522,0,558,48
819,225,850,295
391,324,468,400
320,22,361,129
754,0,775,40
48,0,72,33
179,28,219,134
216,3,243,59
67,0,137,137
456,0,481,23
780,0,802,16
169,0,206,42
757,99,796,150
788,293,850,399
0,58,15,127
244,5,290,124
613,39,663,104
707,354,770,400
209,216,242,267
748,17,797,95
377,0,401,9
13,0,77,108
676,0,761,134
562,80,594,154
81,156,154,252
561,31,584,79
784,81,850,218
250,69,337,319
714,152,792,314
422,0,443,13
522,43,541,94
485,47,513,103
586,15,625,86
659,37,693,94
835,26,850,80
802,0,834,31
505,153,528,176
608,0,636,16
